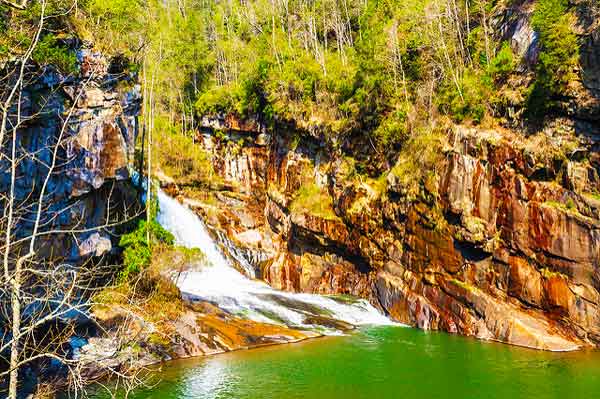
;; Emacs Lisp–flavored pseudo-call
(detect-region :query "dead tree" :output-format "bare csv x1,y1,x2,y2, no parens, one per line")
0,1,145,397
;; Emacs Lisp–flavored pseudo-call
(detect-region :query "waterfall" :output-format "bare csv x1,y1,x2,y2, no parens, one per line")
156,190,394,334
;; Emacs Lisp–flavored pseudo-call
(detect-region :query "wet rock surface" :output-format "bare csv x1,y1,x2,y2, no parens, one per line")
81,299,314,379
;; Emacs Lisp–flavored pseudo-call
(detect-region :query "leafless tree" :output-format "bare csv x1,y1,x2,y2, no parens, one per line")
0,0,28,10
0,1,145,397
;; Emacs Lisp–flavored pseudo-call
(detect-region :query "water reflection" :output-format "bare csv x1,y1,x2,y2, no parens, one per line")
88,326,600,399
179,358,232,399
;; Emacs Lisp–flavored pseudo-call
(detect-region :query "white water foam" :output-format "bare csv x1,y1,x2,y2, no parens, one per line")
156,189,394,333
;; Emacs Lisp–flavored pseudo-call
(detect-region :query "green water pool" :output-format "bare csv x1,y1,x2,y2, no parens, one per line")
91,326,600,399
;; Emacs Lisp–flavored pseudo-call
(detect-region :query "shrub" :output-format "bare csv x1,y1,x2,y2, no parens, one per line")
290,182,339,220
195,85,235,116
527,0,579,116
437,69,488,124
153,119,219,186
371,110,409,150
487,42,515,82
390,126,445,200
119,200,175,281
32,34,78,74
267,54,322,119
236,58,271,118
80,0,144,56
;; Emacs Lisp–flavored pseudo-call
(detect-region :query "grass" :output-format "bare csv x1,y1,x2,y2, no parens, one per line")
542,199,580,215
462,215,487,241
290,182,339,221
540,267,567,280
151,244,208,272
390,127,445,200
153,121,221,187
93,240,207,343
326,294,361,305
348,173,388,215
92,264,186,346
450,278,478,293
147,332,172,347
583,192,600,202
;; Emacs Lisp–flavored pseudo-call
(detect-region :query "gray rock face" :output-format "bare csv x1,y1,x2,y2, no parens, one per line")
581,27,600,94
79,233,113,257
494,2,539,67
0,46,142,265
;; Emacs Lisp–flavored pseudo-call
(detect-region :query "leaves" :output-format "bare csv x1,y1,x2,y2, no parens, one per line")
119,202,175,281
32,34,77,74
527,0,579,116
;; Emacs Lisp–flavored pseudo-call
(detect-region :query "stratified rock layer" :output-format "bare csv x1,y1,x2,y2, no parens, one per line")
174,113,599,352
0,47,142,264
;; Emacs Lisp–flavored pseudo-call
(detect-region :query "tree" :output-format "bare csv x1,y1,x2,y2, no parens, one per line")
0,1,145,397
527,0,579,116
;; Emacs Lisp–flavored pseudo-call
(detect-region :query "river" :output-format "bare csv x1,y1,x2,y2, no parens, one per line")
83,190,600,398
91,325,600,399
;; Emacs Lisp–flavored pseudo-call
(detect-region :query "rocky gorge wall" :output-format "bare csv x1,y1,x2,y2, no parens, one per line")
175,9,600,350
183,118,599,351
0,47,143,265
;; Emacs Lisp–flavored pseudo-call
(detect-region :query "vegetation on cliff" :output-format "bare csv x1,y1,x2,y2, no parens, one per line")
0,0,595,396
74,0,582,177
527,0,579,115
3,0,580,174
0,0,585,163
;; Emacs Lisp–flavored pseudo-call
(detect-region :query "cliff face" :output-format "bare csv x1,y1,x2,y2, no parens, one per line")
0,47,142,265
188,121,597,351
176,10,600,350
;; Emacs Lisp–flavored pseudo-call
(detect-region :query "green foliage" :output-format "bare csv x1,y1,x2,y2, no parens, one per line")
236,59,271,117
527,0,579,116
195,86,234,116
0,0,549,180
390,126,444,200
32,34,77,74
487,42,515,81
437,41,516,124
371,110,409,149
584,192,600,202
153,118,219,186
438,70,488,123
1,1,72,61
467,27,489,67
119,223,152,281
119,200,174,281
80,0,527,161
79,0,144,56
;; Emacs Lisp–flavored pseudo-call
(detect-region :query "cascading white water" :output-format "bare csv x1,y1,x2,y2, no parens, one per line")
156,189,394,334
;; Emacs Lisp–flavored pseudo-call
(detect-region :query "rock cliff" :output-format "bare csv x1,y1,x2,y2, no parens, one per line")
171,10,600,349
181,119,598,351
0,47,142,265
